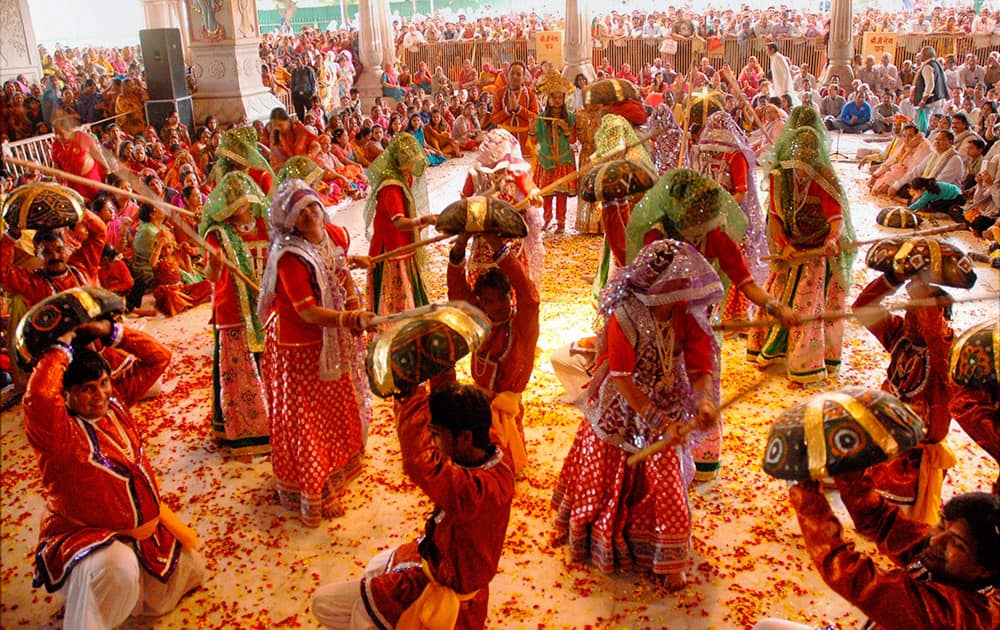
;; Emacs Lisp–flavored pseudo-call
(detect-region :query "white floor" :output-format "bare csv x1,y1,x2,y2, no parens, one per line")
1,136,998,629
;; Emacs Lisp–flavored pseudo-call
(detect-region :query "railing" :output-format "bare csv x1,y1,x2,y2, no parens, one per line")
396,33,1000,87
1,132,55,178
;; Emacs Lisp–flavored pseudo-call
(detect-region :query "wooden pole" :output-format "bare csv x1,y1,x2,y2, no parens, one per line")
369,232,455,264
676,64,699,168
718,66,766,131
761,223,968,264
626,373,777,467
712,293,998,333
5,157,259,292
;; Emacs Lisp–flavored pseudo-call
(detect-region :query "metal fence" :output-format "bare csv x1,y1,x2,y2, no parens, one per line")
397,33,1000,84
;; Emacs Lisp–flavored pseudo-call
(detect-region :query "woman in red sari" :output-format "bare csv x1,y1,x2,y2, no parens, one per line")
50,116,107,200
258,179,373,527
269,107,320,171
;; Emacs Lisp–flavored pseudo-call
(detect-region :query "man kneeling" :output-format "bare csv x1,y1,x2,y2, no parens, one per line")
23,320,204,629
313,381,515,629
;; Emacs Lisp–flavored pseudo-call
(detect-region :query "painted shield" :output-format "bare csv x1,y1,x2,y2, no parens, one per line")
762,388,925,481
14,286,126,369
583,78,642,108
435,196,528,238
949,320,999,391
865,238,977,289
366,302,491,398
579,159,657,202
3,183,85,231
875,206,922,229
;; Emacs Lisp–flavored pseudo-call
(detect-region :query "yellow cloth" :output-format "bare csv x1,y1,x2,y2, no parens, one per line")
396,560,478,630
157,503,200,550
491,391,527,475
913,441,958,526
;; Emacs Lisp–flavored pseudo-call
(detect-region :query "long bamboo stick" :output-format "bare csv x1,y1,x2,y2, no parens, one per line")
626,373,777,467
718,66,766,131
5,157,259,292
369,232,454,264
676,63,698,168
761,223,968,264
712,293,998,333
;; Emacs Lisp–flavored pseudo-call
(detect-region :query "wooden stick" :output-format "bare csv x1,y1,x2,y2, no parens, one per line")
369,302,451,327
5,156,259,291
718,66,766,131
626,373,777,467
82,110,134,129
712,293,998,333
676,63,698,168
761,223,968,264
369,232,455,264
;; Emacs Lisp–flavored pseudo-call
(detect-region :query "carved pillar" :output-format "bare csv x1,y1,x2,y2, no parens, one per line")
141,0,191,63
356,0,384,110
186,0,283,125
562,0,595,82
375,0,396,71
0,0,42,86
823,0,854,85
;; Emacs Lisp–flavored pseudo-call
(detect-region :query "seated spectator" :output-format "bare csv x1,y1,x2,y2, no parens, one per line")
150,230,211,317
892,130,965,199
952,113,982,155
907,176,966,221
826,92,873,133
962,138,986,191
424,108,461,157
452,101,484,150
98,243,134,298
871,91,900,134
819,85,846,121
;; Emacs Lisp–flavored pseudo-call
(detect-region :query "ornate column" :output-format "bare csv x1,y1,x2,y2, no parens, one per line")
186,0,283,125
355,0,384,109
0,0,42,86
375,0,396,71
823,0,854,85
141,0,191,64
562,0,595,82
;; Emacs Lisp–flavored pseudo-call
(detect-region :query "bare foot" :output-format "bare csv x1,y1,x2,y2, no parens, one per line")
323,498,346,519
663,571,688,591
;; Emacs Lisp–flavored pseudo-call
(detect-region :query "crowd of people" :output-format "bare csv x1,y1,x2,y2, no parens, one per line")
1,3,1000,630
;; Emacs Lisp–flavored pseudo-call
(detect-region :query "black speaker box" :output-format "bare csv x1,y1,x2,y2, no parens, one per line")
144,96,194,136
139,28,189,100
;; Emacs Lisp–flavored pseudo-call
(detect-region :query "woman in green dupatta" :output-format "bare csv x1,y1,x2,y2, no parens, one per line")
363,132,435,316
747,126,856,385
200,171,271,455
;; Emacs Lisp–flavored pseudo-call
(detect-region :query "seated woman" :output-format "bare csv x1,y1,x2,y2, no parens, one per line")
150,230,211,316
269,107,320,171
351,128,374,168
318,131,369,194
406,113,446,166
452,102,484,151
362,125,387,164
424,109,462,157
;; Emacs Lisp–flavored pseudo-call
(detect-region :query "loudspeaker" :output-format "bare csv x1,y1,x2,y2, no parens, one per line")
145,96,194,136
140,28,189,100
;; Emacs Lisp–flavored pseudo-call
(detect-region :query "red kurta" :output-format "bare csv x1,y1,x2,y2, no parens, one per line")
949,389,1000,495
1,236,94,307
447,251,539,395
489,86,539,158
790,473,1000,629
367,184,414,258
272,122,319,169
23,328,178,592
99,259,134,295
50,130,105,199
362,386,515,629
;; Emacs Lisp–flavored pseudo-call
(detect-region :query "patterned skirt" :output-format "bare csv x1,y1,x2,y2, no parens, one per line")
211,326,270,456
262,330,365,526
552,419,692,576
746,258,846,383
368,255,430,317
533,162,578,196
575,199,603,234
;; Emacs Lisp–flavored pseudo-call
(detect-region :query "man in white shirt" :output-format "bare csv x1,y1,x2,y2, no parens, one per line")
943,56,962,91
892,130,965,198
877,53,900,92
767,42,797,105
856,55,882,93
972,8,996,34
798,77,821,109
910,15,930,33
959,54,986,90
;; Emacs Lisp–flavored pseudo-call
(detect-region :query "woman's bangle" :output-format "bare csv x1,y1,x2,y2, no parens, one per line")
764,298,781,317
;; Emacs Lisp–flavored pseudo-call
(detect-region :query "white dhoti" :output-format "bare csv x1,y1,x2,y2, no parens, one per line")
63,541,205,630
312,548,393,629
550,342,595,405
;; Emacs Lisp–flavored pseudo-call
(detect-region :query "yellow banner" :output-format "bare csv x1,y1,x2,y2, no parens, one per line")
862,32,898,59
535,31,564,69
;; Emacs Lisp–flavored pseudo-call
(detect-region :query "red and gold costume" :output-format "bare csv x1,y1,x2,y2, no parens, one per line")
790,473,1000,629
152,258,211,317
949,389,1000,495
23,328,180,591
99,259,135,296
50,130,106,200
360,386,514,629
854,275,957,521
489,85,538,159
448,249,539,473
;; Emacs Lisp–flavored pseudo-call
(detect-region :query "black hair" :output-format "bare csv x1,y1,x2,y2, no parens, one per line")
969,138,987,151
104,172,122,186
143,173,158,186
101,243,117,260
138,202,156,223
910,177,940,194
32,229,63,249
938,129,955,142
953,112,970,127
903,123,919,134
90,193,111,213
181,184,199,203
63,348,111,390
428,383,494,450
472,266,511,297
941,492,1000,576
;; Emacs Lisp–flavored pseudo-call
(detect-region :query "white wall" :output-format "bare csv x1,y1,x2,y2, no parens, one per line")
28,0,145,48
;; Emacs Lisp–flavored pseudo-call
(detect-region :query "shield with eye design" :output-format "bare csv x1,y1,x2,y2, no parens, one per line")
762,388,925,481
3,182,85,231
14,287,125,370
949,320,999,391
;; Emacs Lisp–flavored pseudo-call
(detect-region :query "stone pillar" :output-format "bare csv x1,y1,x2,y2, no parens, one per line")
185,0,283,125
141,0,191,63
562,0,595,82
355,0,384,109
822,0,854,85
0,0,42,86
375,0,396,71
